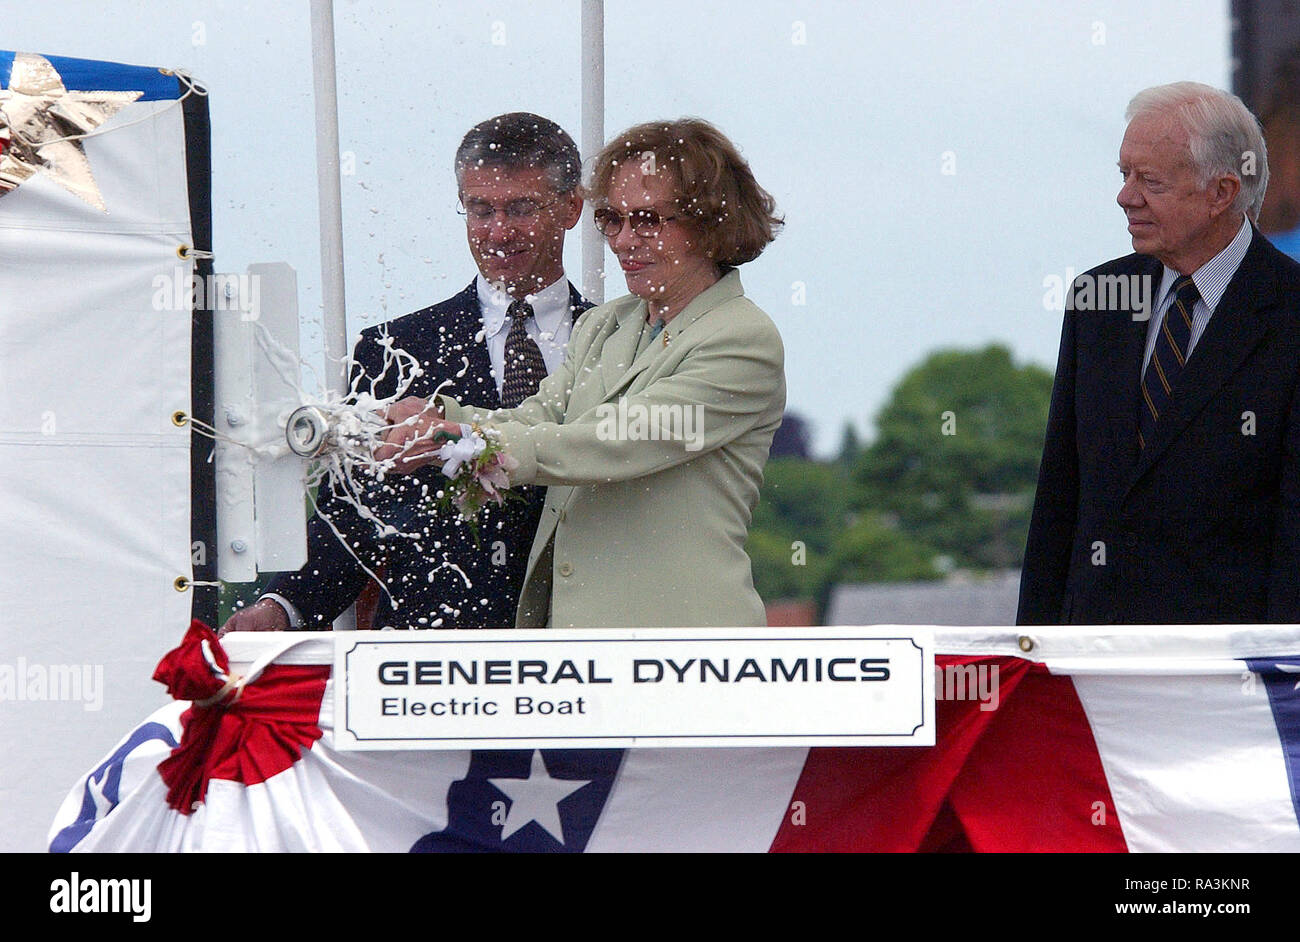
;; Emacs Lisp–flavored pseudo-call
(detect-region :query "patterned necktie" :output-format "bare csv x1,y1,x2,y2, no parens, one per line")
500,299,548,408
1138,275,1201,449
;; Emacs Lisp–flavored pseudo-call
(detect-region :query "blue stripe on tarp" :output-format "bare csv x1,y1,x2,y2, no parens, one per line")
1245,656,1300,829
0,50,180,100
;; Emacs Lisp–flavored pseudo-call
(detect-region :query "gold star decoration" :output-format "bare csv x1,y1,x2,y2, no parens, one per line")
0,52,142,212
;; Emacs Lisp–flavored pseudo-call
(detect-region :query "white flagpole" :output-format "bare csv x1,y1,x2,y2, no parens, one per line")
309,0,349,396
309,0,356,630
581,0,606,304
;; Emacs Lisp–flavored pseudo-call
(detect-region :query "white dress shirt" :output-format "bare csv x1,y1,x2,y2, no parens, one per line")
1142,215,1253,371
476,274,574,397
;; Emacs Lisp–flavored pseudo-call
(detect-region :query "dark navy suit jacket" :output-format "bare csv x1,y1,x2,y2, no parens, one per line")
267,280,591,629
1018,230,1300,624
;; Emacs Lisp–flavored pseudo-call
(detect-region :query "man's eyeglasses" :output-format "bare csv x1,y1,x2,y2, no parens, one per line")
458,197,558,223
593,206,681,238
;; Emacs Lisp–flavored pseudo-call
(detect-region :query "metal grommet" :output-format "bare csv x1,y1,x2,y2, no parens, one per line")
176,244,191,259
1017,635,1035,653
287,405,330,457
174,576,191,592
171,411,189,427
159,67,174,75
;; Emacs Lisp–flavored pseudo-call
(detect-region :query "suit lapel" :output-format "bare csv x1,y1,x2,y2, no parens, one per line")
1093,258,1160,481
567,282,592,319
518,283,591,533
600,299,652,399
606,325,666,399
599,270,745,400
1126,235,1278,489
439,281,500,408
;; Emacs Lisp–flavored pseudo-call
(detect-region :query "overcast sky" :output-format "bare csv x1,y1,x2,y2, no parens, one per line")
7,0,1231,455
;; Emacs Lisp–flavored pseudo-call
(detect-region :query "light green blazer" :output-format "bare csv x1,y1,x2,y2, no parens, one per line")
440,268,786,628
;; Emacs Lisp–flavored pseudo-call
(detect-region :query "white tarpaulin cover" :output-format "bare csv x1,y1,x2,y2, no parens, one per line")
0,51,200,851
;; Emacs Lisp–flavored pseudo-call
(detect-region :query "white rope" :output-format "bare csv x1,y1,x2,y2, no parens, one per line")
195,637,244,706
187,415,251,451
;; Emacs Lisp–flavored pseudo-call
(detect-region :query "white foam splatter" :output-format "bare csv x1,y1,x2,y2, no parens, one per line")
201,322,480,609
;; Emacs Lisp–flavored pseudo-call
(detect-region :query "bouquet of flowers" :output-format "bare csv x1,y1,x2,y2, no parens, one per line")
431,423,520,538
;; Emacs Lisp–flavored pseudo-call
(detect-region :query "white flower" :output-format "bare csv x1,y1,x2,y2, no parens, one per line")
438,431,487,479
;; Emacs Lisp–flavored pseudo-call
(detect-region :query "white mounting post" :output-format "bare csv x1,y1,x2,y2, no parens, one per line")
213,264,308,583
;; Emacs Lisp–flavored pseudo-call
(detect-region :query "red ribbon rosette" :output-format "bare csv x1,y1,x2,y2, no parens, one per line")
153,621,330,815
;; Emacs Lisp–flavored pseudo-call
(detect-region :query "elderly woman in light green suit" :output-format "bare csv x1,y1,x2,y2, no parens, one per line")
380,118,786,628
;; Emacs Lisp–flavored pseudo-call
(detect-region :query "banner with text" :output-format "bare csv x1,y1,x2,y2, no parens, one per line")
334,629,934,749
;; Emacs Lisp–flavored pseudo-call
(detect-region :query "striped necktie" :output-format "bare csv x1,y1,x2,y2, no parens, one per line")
501,300,548,408
1138,275,1200,450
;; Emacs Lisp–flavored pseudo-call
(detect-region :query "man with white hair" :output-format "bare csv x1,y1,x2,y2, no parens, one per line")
1018,81,1300,625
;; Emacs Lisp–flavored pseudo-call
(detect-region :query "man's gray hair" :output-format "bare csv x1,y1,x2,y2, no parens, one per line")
1126,82,1269,220
454,112,581,194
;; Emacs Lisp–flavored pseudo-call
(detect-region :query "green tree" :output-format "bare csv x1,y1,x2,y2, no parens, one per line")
836,421,863,470
824,514,942,585
747,458,846,601
747,456,942,609
853,344,1052,569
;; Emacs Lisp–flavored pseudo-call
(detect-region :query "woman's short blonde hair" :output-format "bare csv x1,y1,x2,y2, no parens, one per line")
586,118,782,265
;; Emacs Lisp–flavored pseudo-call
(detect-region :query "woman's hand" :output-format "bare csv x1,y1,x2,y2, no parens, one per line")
374,396,460,473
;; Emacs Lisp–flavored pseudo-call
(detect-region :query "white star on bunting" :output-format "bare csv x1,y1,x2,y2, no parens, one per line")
487,750,591,844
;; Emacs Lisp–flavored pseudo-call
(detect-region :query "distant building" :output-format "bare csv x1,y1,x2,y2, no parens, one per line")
825,571,1020,626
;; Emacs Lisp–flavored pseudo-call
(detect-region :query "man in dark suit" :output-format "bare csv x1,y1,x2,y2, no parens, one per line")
1018,82,1300,626
220,112,591,632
